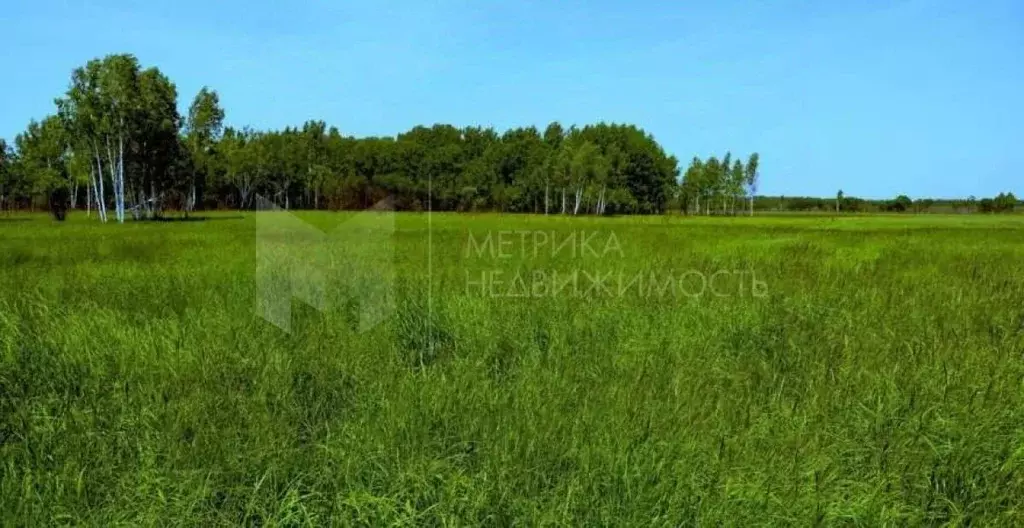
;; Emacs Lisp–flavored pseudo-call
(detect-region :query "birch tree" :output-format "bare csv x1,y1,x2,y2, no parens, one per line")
57,55,136,223
729,159,745,215
680,157,704,214
133,68,181,218
745,153,759,216
56,54,180,222
552,143,572,214
720,152,731,214
301,120,328,209
184,87,224,215
57,61,108,222
220,127,266,209
95,54,142,223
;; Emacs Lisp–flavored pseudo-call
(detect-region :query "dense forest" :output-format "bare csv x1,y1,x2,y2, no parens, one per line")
0,54,686,220
0,54,1017,220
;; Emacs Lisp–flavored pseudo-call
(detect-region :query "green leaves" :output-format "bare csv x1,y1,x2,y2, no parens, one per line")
680,152,760,215
11,55,685,216
47,54,183,219
185,87,224,146
13,116,67,194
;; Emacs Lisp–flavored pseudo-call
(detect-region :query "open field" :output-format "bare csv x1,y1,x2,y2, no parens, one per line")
2,212,1024,525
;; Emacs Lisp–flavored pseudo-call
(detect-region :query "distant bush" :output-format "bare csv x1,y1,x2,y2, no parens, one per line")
978,192,1017,213
883,195,913,212
840,197,868,212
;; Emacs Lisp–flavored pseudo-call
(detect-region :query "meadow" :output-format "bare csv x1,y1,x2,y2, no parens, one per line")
1,211,1023,526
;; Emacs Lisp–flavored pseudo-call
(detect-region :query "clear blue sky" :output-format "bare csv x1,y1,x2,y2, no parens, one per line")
2,0,1021,199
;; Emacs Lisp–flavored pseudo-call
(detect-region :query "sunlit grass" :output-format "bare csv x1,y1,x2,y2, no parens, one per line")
1,211,1023,525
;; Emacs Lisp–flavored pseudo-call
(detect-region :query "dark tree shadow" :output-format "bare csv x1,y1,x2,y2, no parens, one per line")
139,215,246,223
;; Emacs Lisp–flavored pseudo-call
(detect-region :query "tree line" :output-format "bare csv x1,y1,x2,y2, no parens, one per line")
752,192,1018,214
0,54,695,221
1,53,1015,221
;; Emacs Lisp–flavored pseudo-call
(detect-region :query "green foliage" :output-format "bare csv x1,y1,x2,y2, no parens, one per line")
744,193,1019,214
885,194,914,212
6,55,686,217
6,54,1017,219
13,116,67,194
1,213,1024,524
191,120,680,215
978,192,1018,213
47,53,183,221
680,153,754,215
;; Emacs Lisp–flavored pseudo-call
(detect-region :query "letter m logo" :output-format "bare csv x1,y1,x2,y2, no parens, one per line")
254,196,396,334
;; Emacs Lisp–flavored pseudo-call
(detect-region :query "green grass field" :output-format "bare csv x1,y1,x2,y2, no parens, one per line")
2,212,1023,525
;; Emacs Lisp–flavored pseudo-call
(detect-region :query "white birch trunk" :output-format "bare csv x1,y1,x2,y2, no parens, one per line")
150,180,157,218
240,175,252,210
92,147,108,223
117,133,125,223
105,138,117,222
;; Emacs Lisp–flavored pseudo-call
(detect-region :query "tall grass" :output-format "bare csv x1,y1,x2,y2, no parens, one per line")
1,212,1023,525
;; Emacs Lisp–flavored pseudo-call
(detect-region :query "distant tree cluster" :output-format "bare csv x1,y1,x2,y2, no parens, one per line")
752,193,1018,214
208,120,680,215
882,195,914,212
0,54,686,221
0,55,193,221
977,192,1018,213
677,153,759,215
